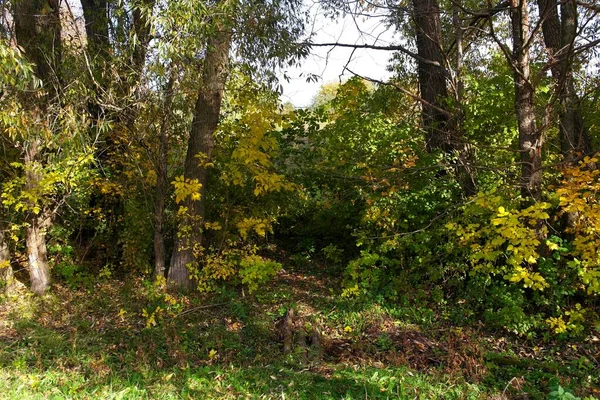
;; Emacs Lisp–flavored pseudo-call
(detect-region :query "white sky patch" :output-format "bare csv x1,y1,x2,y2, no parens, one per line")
279,5,399,108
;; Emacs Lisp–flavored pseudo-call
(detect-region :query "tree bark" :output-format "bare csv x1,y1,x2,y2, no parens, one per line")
80,0,110,60
510,0,542,201
24,142,52,295
25,212,51,295
0,219,14,292
153,72,175,278
80,0,110,110
412,0,450,153
412,0,477,196
282,308,294,355
537,0,591,162
131,0,155,78
167,26,233,291
13,0,61,91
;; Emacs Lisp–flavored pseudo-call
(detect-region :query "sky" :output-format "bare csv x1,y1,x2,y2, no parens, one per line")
279,4,398,108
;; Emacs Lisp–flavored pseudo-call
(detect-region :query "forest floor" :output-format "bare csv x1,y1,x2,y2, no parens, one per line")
0,255,598,399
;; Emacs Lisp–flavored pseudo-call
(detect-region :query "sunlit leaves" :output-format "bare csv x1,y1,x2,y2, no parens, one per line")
448,192,551,290
547,304,587,335
172,175,202,204
236,217,271,241
555,157,600,294
218,73,293,196
0,42,40,90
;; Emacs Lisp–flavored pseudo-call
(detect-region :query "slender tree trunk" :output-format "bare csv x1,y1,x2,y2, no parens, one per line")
81,0,155,269
0,219,14,292
153,72,175,278
131,0,154,77
24,142,51,295
167,26,233,291
537,0,591,161
558,0,591,157
451,0,477,196
510,0,542,201
412,0,477,196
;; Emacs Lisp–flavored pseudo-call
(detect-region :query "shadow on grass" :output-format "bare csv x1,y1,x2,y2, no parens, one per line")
5,271,594,399
0,279,490,399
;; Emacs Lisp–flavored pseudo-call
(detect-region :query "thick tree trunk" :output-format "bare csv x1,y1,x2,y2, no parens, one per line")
80,0,110,115
167,27,233,291
412,0,476,196
537,0,591,161
0,219,14,292
13,0,61,90
510,0,542,201
412,0,450,153
153,73,175,278
80,0,109,59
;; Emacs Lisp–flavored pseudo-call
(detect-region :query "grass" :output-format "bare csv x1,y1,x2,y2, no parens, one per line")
0,259,598,399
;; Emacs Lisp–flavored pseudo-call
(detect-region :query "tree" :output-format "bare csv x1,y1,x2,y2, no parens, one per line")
537,0,592,161
411,0,476,196
1,1,93,295
508,0,542,200
153,70,176,278
168,19,233,291
166,0,307,290
12,0,62,294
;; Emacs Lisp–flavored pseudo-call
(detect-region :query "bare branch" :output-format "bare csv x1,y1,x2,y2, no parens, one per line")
577,1,600,12
306,41,443,67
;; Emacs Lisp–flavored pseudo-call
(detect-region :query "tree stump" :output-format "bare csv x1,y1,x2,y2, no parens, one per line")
278,308,323,362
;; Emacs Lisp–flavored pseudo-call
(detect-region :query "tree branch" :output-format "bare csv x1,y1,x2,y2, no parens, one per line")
344,67,453,118
305,41,442,67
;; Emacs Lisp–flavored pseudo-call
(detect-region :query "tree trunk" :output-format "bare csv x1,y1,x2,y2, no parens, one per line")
24,142,51,295
80,0,109,60
13,0,61,90
451,0,477,196
510,0,542,201
153,72,175,278
167,26,233,291
25,212,51,295
0,219,14,292
412,0,476,196
80,0,110,115
537,0,591,162
131,0,155,78
412,0,450,153
282,308,294,355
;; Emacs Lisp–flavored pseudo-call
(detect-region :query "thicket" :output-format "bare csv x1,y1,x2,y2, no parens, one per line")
0,0,599,342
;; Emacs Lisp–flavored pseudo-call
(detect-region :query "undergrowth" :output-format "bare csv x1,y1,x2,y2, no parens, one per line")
0,259,598,399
